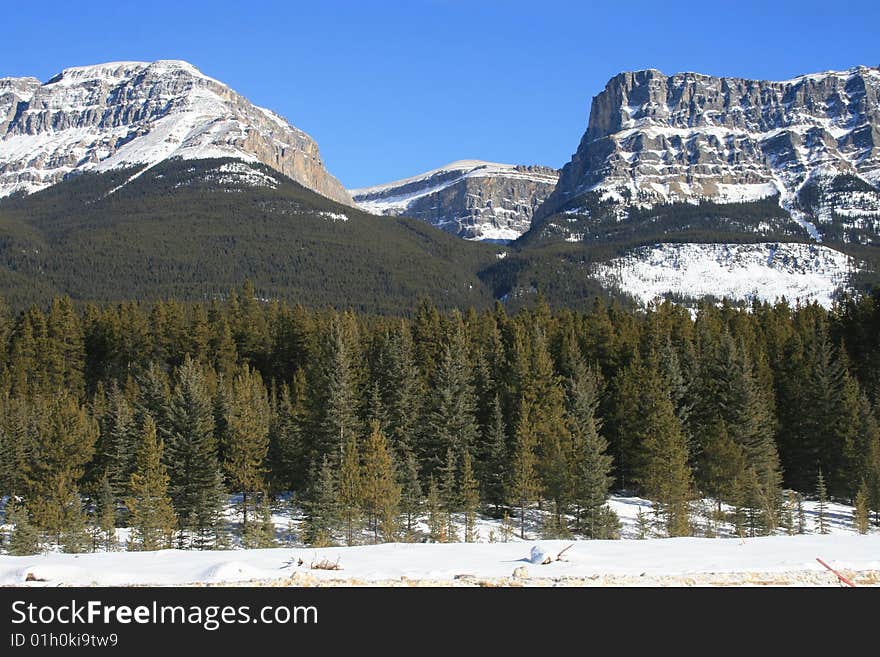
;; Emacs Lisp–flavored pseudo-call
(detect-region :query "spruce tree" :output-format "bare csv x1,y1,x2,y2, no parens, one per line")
378,323,422,453
398,447,422,539
164,357,223,545
97,386,138,506
509,400,540,540
781,490,795,536
126,415,176,551
567,362,615,538
796,492,806,534
635,506,651,540
526,326,573,526
816,469,829,534
224,366,271,534
337,431,362,546
460,450,480,542
304,455,338,547
634,370,693,537
426,477,443,542
440,448,459,542
243,496,278,549
317,316,359,463
700,419,747,513
421,326,478,477
481,395,508,514
6,501,40,556
94,474,118,551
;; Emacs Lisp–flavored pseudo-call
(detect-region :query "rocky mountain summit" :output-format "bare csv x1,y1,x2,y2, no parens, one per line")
351,160,558,241
0,60,351,203
537,66,880,244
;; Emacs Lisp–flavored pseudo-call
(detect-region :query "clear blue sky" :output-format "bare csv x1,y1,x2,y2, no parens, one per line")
4,0,879,188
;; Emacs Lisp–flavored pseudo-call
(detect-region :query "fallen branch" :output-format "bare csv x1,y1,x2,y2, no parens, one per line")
816,557,856,587
556,544,575,561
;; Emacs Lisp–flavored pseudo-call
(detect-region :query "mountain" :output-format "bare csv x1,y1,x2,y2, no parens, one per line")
533,66,880,246
0,157,501,311
0,60,351,204
350,160,558,241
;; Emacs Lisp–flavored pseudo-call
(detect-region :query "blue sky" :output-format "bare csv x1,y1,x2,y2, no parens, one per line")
4,0,879,188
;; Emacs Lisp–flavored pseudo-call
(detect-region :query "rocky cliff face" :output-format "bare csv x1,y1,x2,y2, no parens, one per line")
0,60,351,204
351,160,559,241
537,66,880,243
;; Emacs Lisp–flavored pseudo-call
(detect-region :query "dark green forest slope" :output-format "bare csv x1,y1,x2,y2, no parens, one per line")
0,159,501,313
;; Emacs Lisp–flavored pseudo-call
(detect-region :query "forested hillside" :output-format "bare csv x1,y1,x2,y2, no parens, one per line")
0,159,499,313
1,285,879,553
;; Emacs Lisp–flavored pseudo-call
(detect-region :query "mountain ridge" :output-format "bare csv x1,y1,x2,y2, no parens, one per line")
351,160,558,241
534,64,880,246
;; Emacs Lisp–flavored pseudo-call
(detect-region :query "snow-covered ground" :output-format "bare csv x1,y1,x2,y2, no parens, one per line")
1,494,875,586
593,242,855,309
1,534,878,587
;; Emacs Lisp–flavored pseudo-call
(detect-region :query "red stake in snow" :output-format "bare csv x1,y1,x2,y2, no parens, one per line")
816,558,856,587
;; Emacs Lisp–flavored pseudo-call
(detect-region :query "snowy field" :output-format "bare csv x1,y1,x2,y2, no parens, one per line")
2,494,877,587
1,534,878,587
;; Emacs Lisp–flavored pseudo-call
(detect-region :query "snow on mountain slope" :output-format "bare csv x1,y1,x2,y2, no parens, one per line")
538,66,880,243
593,242,856,308
0,60,351,203
351,160,559,240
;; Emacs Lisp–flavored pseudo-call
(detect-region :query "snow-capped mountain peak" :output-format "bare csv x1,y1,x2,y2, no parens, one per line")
0,59,351,203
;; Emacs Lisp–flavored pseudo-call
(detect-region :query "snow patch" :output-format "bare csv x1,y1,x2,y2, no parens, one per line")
593,242,855,308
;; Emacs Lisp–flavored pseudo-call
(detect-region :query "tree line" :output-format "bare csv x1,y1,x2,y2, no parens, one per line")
1,283,879,553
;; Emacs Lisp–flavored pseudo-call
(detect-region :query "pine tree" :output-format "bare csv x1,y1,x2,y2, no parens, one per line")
816,469,829,534
126,415,176,551
526,326,573,526
426,477,443,542
378,322,422,453
94,474,117,551
481,395,508,514
440,448,459,542
635,370,693,537
781,490,795,536
853,482,870,534
398,447,422,539
317,316,359,463
360,421,400,543
700,419,746,513
24,394,98,549
6,501,40,556
304,455,339,547
635,506,651,540
509,400,540,540
460,450,480,542
337,431,362,546
243,497,278,548
97,386,138,506
224,366,271,534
